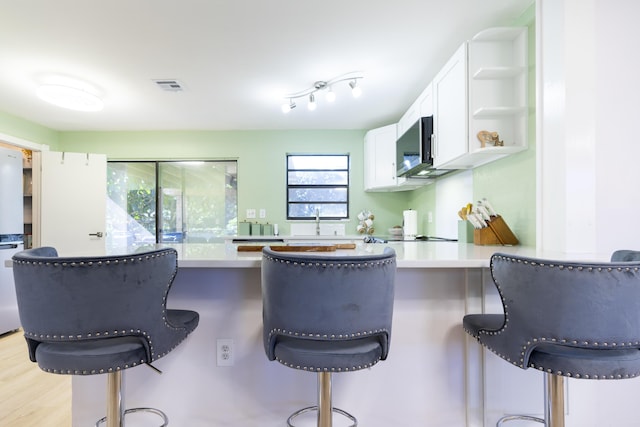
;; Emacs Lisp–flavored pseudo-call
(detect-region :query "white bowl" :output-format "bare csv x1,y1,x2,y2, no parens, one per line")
388,227,403,236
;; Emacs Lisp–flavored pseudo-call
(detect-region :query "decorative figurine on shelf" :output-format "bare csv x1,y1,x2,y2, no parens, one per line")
356,210,375,235
477,130,504,148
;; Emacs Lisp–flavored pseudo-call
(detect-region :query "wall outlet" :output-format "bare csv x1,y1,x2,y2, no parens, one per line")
427,211,433,223
216,338,234,366
259,208,266,218
246,209,256,219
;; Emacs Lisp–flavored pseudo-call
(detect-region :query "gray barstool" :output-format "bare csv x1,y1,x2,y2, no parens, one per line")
463,252,640,427
11,246,199,427
261,247,396,427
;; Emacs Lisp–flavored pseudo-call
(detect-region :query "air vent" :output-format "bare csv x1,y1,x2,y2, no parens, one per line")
153,79,185,92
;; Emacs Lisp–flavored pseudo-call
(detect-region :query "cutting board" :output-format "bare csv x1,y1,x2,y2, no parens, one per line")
237,243,356,252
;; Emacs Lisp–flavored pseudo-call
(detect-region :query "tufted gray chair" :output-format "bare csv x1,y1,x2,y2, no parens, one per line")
463,252,640,427
261,246,396,427
11,246,199,427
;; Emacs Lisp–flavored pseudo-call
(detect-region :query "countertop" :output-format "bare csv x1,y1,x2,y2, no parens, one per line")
107,241,607,269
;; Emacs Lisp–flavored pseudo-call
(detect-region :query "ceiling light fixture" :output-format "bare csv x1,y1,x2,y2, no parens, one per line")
280,72,363,113
308,93,317,111
282,99,296,113
349,79,362,98
326,86,336,102
37,84,103,112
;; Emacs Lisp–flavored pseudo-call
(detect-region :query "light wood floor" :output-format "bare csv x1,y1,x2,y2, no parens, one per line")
0,329,71,426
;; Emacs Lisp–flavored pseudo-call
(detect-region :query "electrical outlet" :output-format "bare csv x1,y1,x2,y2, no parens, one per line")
246,209,256,219
427,211,433,223
216,338,234,366
259,208,266,218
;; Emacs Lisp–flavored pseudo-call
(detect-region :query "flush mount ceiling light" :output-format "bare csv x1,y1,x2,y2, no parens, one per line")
36,84,104,112
280,72,363,113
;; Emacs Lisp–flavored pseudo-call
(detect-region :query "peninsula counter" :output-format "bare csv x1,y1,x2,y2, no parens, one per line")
70,242,615,427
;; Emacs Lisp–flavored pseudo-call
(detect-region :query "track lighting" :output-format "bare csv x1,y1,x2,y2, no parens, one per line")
349,79,362,98
281,72,363,113
326,86,336,102
308,93,317,111
281,99,296,113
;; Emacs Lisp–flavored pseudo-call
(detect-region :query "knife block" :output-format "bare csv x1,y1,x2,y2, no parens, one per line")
474,215,519,246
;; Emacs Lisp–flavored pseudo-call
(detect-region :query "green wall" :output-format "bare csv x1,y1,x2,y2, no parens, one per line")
473,5,536,246
0,3,535,244
57,130,408,236
406,5,536,246
0,110,60,148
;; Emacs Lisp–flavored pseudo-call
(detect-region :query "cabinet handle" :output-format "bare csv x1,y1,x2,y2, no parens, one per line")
89,232,104,238
432,134,437,159
392,162,396,180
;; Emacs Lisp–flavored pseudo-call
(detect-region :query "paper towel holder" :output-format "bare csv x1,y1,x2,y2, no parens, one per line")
403,209,418,241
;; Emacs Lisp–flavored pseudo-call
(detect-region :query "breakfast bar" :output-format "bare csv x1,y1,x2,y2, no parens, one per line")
69,241,611,427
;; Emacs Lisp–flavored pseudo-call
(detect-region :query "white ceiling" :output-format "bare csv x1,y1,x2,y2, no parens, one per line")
0,0,533,132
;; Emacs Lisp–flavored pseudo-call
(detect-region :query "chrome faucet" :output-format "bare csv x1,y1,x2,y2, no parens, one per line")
315,208,320,236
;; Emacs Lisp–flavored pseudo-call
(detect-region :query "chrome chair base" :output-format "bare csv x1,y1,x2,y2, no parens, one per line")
287,406,357,427
96,407,168,427
94,370,169,427
497,414,544,426
496,372,565,427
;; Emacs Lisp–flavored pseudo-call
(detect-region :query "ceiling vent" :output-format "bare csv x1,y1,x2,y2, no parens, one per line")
153,79,185,92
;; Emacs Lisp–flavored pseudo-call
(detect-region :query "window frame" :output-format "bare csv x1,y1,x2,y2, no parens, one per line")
286,153,350,221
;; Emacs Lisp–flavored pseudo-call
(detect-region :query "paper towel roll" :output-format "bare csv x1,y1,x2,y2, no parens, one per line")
403,209,418,240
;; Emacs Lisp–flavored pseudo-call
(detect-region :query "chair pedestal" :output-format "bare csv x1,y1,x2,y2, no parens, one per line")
287,372,357,427
496,373,564,427
95,371,168,427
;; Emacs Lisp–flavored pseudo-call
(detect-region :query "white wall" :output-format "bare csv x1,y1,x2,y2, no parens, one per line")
524,2,640,426
538,0,640,255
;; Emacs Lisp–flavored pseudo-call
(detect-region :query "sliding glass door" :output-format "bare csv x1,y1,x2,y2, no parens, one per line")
107,160,237,247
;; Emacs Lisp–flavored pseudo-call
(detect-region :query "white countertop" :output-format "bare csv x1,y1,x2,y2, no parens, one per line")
109,241,606,269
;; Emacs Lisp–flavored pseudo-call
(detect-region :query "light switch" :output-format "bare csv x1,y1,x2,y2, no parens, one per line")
246,209,256,219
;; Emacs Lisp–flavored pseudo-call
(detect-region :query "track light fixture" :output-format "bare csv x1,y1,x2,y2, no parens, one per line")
280,72,363,113
282,99,296,113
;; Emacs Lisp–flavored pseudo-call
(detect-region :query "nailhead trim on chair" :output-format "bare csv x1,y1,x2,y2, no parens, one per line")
275,356,380,372
268,327,389,341
262,254,396,269
15,250,189,374
464,254,640,375
268,327,389,372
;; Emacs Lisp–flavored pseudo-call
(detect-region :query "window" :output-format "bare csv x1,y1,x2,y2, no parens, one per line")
286,154,349,220
106,160,237,246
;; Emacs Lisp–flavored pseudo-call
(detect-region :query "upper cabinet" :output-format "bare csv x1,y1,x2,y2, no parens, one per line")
364,124,397,191
398,84,433,138
363,26,528,191
364,124,427,192
435,27,529,169
432,44,468,168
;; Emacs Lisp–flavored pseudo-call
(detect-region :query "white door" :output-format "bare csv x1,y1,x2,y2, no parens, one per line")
35,151,107,256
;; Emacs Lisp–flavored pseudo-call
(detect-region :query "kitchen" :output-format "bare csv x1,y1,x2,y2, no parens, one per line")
1,0,640,426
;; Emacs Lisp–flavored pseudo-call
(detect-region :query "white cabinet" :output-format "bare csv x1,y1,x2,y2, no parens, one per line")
398,84,433,138
433,27,528,169
364,124,427,192
363,27,528,192
432,43,468,168
364,124,397,191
